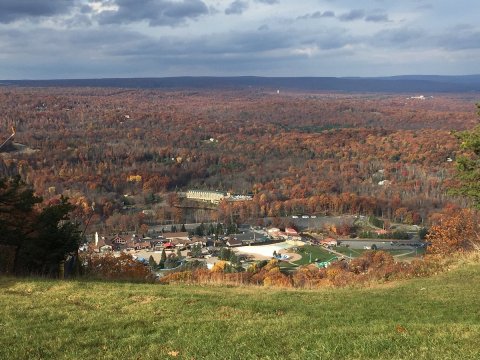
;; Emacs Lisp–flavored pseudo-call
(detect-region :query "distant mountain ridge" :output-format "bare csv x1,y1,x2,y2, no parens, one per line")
2,75,480,93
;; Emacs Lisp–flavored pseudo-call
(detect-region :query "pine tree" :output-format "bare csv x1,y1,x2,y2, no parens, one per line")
0,177,80,276
451,106,480,208
148,255,157,268
159,249,167,269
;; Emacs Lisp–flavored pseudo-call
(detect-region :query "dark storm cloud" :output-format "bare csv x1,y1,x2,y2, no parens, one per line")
225,1,249,15
338,9,365,22
0,0,77,23
97,0,209,26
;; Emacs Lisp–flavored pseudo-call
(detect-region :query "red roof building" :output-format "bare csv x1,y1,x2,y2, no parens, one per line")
285,228,298,235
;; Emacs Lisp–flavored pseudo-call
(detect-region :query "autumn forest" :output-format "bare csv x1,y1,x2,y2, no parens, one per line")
0,86,478,232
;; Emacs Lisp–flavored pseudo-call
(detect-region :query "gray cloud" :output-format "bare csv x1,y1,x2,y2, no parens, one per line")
297,11,335,20
312,28,353,50
339,9,365,22
97,0,209,26
254,0,279,4
0,0,77,23
437,28,480,50
113,28,299,57
225,0,249,15
0,0,479,78
370,27,426,47
365,13,389,22
298,9,387,23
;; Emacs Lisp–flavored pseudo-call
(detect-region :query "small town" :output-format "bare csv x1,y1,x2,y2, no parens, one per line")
81,204,427,278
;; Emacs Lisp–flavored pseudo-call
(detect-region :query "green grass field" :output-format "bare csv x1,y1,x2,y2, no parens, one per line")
293,246,424,266
1,261,480,360
293,245,335,265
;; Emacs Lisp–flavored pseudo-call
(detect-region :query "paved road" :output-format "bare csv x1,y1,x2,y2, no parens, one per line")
337,239,424,250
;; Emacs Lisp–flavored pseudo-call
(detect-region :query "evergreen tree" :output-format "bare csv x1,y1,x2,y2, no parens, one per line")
216,223,224,239
208,223,215,235
195,223,206,236
229,253,239,265
0,177,80,276
159,249,167,268
219,247,233,261
148,255,157,268
226,223,237,235
451,105,480,208
190,243,202,258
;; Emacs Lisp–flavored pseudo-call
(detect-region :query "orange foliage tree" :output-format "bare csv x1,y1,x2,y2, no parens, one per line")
83,253,154,281
426,209,480,254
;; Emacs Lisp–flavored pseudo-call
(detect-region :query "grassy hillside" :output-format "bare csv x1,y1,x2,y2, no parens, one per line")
1,262,480,360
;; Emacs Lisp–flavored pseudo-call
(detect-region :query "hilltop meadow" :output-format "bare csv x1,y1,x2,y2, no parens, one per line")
1,256,479,360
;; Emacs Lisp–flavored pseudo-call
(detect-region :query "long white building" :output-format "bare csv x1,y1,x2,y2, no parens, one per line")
186,190,227,204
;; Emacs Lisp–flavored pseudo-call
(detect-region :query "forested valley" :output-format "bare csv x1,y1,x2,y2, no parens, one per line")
0,87,477,232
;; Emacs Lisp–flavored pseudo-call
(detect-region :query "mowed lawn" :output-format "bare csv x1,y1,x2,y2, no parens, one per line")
1,263,480,360
293,245,335,265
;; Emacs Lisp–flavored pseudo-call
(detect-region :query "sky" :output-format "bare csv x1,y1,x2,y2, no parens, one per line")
0,0,479,79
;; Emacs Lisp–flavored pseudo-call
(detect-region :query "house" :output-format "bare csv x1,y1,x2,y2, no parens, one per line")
226,238,243,247
125,239,136,250
190,236,206,246
111,234,127,245
285,228,298,236
171,238,192,249
162,232,189,241
267,227,281,238
99,244,113,253
93,236,113,252
134,241,151,250
320,238,338,247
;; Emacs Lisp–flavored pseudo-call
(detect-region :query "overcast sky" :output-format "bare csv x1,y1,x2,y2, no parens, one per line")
0,0,479,79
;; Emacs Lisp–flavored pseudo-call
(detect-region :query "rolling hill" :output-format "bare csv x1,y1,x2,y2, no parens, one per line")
2,75,480,93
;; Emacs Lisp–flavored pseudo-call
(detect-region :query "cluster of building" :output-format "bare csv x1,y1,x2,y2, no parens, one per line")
86,228,269,254
185,190,253,204
266,227,302,242
89,232,203,253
